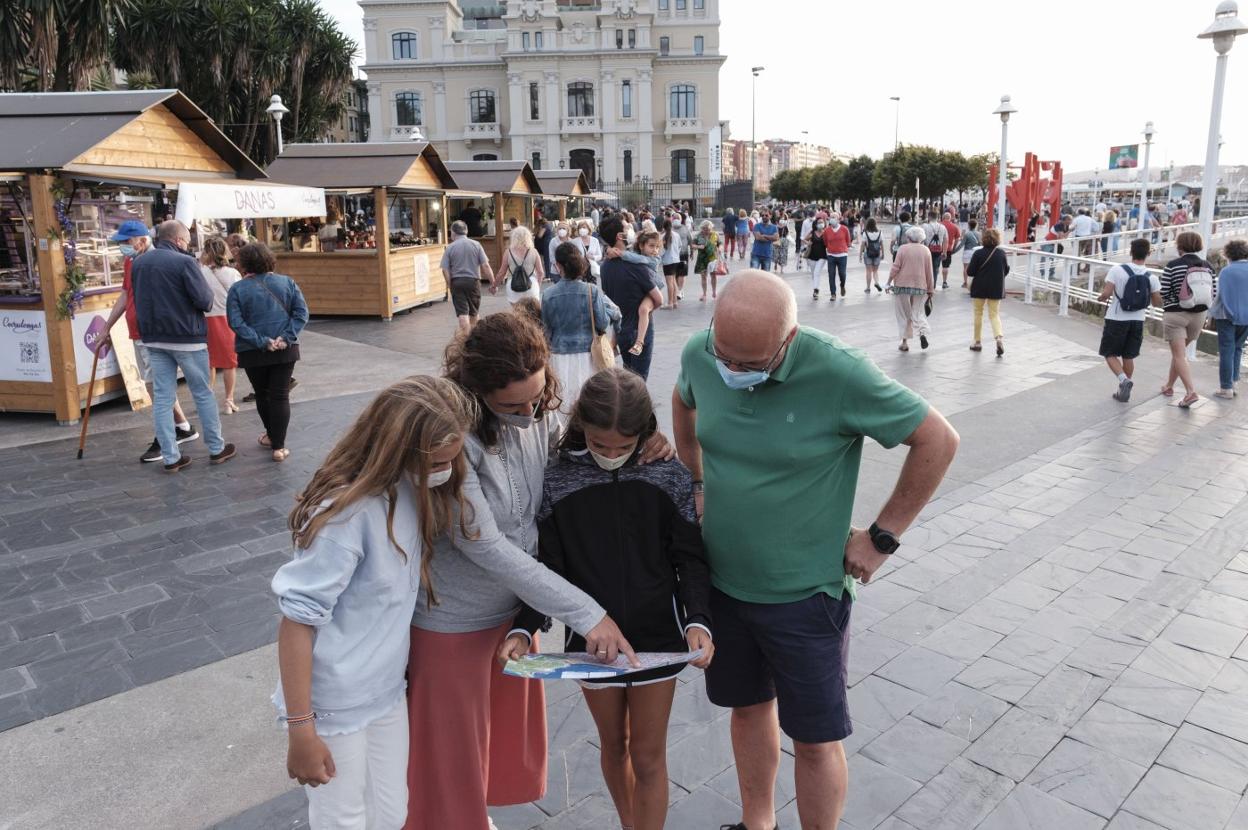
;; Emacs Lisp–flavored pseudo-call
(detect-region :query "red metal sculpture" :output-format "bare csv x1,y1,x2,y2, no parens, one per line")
987,153,1063,243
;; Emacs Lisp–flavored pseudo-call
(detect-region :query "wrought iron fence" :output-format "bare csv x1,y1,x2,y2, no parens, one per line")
595,177,754,215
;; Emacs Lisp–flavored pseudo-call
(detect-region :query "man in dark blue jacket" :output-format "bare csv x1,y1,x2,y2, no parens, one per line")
131,221,235,472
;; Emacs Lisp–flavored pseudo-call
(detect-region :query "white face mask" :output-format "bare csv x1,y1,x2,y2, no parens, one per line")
557,228,568,238
590,446,635,471
427,468,453,488
830,220,840,229
579,228,590,238
491,405,536,429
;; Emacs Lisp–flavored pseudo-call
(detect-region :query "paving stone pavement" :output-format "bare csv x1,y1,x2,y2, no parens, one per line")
4,257,1248,830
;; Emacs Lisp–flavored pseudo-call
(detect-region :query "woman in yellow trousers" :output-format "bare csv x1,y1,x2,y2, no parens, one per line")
965,228,1011,357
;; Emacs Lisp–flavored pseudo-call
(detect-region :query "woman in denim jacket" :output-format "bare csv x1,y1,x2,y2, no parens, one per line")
540,242,620,413
226,242,309,462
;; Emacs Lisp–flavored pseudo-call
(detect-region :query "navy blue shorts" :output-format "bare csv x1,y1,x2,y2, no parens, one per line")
705,588,853,744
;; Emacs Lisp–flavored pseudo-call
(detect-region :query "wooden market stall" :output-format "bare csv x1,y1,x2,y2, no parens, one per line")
0,89,265,423
535,170,590,222
263,142,458,320
444,160,544,274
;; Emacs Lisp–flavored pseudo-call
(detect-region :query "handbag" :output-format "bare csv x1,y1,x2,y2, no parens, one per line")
586,285,614,371
714,257,728,277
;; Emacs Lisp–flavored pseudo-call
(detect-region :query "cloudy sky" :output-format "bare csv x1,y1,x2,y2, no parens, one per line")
319,0,1246,173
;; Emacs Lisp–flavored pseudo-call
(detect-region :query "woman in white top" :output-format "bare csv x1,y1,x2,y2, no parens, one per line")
503,225,544,306
573,219,603,279
199,236,242,413
548,221,570,279
659,216,683,309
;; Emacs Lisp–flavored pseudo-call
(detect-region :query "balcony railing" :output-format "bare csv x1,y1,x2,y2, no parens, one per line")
390,125,424,141
665,116,701,138
464,121,502,144
561,115,600,135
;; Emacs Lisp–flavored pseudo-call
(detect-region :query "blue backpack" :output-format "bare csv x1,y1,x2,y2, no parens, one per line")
1118,265,1152,312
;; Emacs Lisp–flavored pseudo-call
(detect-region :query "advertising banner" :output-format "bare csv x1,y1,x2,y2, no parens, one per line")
72,312,121,385
174,182,326,224
1110,145,1140,169
0,309,52,382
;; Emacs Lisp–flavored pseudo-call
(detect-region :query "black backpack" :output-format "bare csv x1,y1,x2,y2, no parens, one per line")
1117,264,1152,312
509,251,532,293
865,232,882,258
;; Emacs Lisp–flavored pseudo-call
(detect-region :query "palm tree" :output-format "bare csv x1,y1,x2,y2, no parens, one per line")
0,0,133,91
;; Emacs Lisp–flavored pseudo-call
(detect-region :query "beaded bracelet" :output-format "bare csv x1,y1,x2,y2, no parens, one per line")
281,711,318,726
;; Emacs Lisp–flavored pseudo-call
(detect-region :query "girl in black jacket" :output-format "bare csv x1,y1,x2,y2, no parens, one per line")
966,227,1011,356
501,367,712,830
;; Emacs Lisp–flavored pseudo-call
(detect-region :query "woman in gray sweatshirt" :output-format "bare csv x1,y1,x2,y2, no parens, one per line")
405,312,646,829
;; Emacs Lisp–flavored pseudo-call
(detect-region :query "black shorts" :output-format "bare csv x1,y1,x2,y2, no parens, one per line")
1099,318,1144,359
450,278,481,317
941,254,953,269
662,262,682,277
705,588,853,744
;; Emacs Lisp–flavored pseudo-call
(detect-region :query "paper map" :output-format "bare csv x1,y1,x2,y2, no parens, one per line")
503,650,704,681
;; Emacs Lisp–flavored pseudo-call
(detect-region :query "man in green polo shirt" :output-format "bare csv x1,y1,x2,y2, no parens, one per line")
672,270,958,830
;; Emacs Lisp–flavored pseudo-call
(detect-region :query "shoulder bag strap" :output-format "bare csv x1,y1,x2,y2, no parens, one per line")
256,274,292,317
586,282,599,336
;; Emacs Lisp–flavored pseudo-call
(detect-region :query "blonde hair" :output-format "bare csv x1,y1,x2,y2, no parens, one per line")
510,225,534,251
290,376,479,607
199,236,231,269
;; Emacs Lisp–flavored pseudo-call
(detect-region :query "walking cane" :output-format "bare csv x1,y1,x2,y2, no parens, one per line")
77,349,100,460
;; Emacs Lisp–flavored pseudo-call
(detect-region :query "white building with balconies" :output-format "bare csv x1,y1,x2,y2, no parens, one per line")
358,0,724,195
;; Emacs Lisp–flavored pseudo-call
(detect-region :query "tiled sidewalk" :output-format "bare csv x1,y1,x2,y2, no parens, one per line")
3,262,1248,829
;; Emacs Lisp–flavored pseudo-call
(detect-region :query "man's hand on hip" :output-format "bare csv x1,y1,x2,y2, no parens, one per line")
844,527,889,584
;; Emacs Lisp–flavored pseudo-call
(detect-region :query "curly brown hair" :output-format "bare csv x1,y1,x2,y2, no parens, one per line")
443,312,561,447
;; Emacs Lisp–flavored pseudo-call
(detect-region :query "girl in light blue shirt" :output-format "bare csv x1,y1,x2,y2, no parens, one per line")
272,376,479,830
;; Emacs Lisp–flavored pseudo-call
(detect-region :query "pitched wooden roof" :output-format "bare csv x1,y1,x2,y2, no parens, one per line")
444,160,543,195
266,141,457,190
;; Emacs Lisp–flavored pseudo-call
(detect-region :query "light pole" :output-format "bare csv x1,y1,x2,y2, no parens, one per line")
1197,1,1248,245
992,95,1017,234
890,96,900,152
267,94,289,156
1092,169,1100,207
751,66,765,197
1136,121,1155,237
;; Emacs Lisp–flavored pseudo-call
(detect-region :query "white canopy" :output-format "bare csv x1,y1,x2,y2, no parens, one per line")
173,180,326,223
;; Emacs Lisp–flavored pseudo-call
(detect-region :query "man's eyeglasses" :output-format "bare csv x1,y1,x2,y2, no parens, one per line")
705,326,787,374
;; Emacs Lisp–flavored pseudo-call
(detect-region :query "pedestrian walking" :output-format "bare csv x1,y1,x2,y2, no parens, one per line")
691,220,722,301
923,213,949,289
965,228,1010,356
130,221,234,472
273,376,477,830
199,237,241,414
672,271,958,830
821,212,852,298
774,211,791,273
503,225,544,307
503,367,713,830
659,217,682,309
860,217,884,293
1161,231,1218,407
960,219,981,289
548,221,570,280
574,219,604,279
226,242,308,463
673,213,692,299
534,217,553,279
1096,238,1162,402
887,226,935,351
735,210,750,261
722,207,738,263
1210,238,1248,399
940,212,961,288
601,215,666,380
805,215,829,300
540,242,619,412
441,220,495,334
99,220,199,463
749,209,779,274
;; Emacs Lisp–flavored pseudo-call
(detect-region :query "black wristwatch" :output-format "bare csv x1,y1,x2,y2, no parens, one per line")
868,522,901,555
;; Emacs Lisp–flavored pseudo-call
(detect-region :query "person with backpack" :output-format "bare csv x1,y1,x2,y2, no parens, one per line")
1097,238,1163,402
1210,239,1248,399
859,217,885,293
923,213,949,289
965,228,1011,356
1161,231,1218,408
960,219,982,289
890,211,913,261
940,212,961,289
504,225,545,308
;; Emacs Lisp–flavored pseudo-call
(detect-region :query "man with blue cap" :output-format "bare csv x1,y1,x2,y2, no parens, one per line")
100,219,200,462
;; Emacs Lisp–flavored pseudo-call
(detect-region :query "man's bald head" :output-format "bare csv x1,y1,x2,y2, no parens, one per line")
714,270,798,367
156,220,191,249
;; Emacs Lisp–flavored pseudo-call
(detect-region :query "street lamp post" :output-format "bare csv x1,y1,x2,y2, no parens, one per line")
1197,1,1248,245
890,96,900,152
992,95,1017,235
266,94,289,156
751,66,765,198
1136,121,1155,237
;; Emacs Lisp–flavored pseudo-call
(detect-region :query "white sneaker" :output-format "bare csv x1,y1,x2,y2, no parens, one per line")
488,818,500,830
1214,388,1236,399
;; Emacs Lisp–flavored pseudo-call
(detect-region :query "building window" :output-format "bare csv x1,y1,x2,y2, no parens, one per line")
623,149,633,183
395,92,422,126
671,149,695,184
659,36,670,55
391,32,417,60
535,31,543,49
469,89,496,123
349,116,357,133
529,82,540,120
676,0,687,9
621,80,632,118
616,29,624,49
670,84,696,118
522,31,531,50
628,29,636,48
695,0,705,7
473,153,499,161
567,81,594,118
694,35,704,55
531,152,541,170
658,0,669,8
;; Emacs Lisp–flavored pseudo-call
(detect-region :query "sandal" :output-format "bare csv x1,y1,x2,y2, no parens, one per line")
1160,386,1174,397
899,343,910,352
223,399,239,414
1178,393,1199,409
272,448,291,463
969,342,983,352
257,434,271,448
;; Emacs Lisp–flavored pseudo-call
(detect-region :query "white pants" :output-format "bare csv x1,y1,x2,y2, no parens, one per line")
306,699,409,830
809,258,828,290
894,293,932,340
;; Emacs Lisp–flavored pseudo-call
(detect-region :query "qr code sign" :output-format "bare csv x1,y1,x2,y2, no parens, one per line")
20,341,39,364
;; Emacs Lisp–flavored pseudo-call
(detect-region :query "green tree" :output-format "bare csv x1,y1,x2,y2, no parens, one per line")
769,169,801,202
809,160,846,202
840,155,876,203
0,0,134,91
